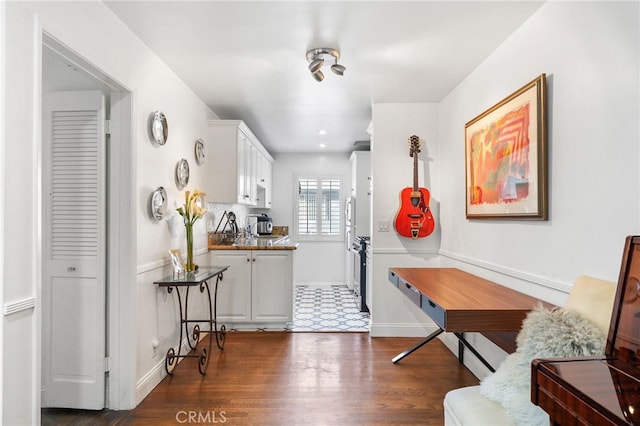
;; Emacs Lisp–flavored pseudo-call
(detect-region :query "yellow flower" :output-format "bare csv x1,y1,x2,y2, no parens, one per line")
177,189,207,225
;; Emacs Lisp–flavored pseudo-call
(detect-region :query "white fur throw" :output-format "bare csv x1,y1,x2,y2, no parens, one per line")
479,305,606,426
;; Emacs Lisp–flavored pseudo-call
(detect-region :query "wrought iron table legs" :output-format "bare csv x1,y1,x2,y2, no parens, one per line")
164,273,226,375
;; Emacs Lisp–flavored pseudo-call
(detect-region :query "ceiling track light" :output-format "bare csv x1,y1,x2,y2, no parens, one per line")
306,47,346,81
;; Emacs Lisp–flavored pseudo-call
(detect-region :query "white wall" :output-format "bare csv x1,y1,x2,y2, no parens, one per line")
369,103,443,336
270,153,351,284
3,1,219,422
439,0,639,291
437,1,639,378
369,1,639,379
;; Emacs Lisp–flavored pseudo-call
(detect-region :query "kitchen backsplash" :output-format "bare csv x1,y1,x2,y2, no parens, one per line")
272,226,288,236
207,202,286,236
206,202,248,233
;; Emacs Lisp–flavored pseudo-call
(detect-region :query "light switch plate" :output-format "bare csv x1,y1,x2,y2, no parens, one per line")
378,220,390,232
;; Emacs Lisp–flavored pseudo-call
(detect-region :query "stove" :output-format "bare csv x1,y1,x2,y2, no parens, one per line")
352,236,370,312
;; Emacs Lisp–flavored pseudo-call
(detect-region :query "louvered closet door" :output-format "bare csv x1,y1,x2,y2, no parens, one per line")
42,91,106,409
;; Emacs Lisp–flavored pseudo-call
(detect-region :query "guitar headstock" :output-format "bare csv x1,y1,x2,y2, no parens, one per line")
408,135,421,157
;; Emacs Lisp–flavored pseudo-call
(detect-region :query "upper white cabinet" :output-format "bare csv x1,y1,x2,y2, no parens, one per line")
207,120,274,206
256,154,272,208
350,151,371,237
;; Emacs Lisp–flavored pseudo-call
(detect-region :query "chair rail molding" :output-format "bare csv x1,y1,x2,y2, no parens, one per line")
4,297,36,316
439,249,572,294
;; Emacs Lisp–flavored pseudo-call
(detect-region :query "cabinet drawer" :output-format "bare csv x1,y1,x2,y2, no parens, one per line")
388,269,399,287
421,295,445,329
398,278,421,307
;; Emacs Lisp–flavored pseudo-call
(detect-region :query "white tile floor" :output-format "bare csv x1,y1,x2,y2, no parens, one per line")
288,284,370,332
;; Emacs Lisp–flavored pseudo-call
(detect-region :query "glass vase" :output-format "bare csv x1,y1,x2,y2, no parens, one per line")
185,222,195,272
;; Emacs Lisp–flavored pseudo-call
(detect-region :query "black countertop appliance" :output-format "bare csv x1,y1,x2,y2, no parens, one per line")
256,213,273,235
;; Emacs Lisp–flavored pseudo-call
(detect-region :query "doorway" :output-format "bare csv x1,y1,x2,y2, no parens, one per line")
40,34,135,412
289,284,370,331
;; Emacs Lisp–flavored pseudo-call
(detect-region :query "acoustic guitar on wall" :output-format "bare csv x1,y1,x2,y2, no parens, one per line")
394,135,435,239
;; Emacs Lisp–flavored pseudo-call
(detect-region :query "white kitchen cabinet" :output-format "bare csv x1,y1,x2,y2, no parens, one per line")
207,120,273,206
209,250,293,326
256,155,272,208
209,251,252,322
350,151,371,237
251,250,292,322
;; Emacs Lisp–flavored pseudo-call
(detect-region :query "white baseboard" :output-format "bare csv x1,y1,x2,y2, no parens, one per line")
294,282,344,288
135,334,205,405
135,356,166,406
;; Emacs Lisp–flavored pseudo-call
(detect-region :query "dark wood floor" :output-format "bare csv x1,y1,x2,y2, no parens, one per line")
43,332,479,425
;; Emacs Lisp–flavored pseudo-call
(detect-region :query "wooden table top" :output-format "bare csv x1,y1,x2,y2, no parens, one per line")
390,267,547,332
390,267,543,311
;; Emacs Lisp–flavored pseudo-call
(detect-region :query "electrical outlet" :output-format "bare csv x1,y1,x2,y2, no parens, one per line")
378,220,390,232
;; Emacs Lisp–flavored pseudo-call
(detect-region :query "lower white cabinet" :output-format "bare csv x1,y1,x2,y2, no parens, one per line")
210,250,293,326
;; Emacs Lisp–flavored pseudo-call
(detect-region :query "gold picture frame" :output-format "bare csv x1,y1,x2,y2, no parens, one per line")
465,74,548,219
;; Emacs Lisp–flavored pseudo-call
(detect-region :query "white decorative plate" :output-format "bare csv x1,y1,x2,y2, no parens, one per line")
150,187,168,221
149,111,168,146
194,138,205,165
175,158,190,190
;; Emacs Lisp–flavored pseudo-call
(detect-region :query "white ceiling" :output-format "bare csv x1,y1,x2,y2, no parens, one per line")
104,1,545,154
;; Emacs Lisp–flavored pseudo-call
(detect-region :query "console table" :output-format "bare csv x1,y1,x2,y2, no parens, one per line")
154,266,229,375
389,267,545,370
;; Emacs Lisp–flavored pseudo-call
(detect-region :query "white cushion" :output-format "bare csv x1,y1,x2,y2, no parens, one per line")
564,275,616,333
444,386,514,426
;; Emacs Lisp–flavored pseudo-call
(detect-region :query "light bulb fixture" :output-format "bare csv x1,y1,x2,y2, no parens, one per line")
331,57,346,76
308,58,324,74
306,48,345,82
312,70,324,82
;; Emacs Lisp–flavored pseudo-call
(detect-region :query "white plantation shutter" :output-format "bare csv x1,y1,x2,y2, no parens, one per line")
321,179,341,235
297,178,317,235
295,175,342,241
50,110,100,259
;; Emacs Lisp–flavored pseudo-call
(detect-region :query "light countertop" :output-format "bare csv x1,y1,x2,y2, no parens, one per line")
208,234,298,251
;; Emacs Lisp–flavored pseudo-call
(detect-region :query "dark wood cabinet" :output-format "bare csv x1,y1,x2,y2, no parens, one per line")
532,236,640,426
532,358,640,425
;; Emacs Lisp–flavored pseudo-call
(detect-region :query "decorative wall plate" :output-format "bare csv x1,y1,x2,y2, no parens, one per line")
194,138,205,165
149,186,168,221
149,111,168,146
175,158,190,190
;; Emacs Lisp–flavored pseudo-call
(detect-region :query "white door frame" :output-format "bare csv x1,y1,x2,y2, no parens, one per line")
0,0,6,421
38,33,136,413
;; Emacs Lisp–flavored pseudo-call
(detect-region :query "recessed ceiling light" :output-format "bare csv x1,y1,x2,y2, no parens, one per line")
318,129,327,136
319,143,327,149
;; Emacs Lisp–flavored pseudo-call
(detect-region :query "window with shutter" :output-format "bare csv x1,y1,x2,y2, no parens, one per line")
295,174,343,241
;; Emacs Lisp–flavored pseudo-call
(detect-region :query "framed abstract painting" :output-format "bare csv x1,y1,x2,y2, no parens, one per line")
465,74,548,219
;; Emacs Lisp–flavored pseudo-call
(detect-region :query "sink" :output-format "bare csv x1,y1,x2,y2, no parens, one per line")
234,235,290,246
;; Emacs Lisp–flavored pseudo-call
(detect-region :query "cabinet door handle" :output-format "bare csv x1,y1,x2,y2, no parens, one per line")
246,257,251,262
252,258,256,262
